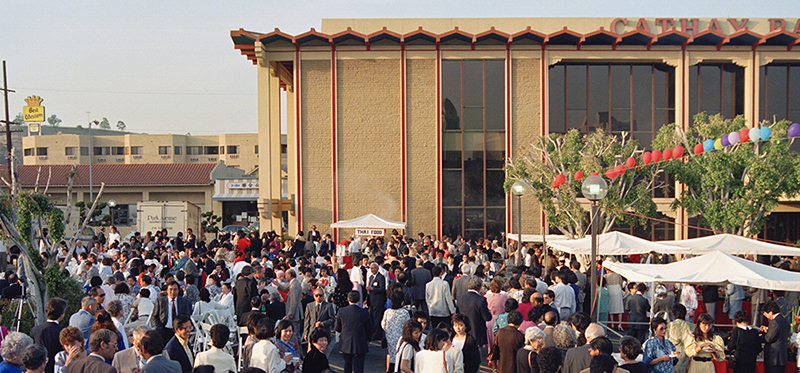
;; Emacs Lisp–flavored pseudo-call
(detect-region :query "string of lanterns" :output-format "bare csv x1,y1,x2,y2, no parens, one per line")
550,123,800,189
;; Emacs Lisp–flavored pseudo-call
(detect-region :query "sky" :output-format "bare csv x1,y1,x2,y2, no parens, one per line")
1,1,797,135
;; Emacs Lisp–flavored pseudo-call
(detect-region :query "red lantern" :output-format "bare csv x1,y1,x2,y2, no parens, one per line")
739,128,750,143
590,172,600,177
642,152,652,165
574,171,584,181
674,146,684,158
663,148,673,160
693,143,704,155
605,169,618,179
556,174,566,184
652,149,662,162
615,164,626,174
626,157,636,168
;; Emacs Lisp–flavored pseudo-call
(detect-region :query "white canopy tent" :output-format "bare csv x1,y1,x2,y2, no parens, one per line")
506,234,568,243
329,213,407,229
657,233,800,256
603,250,800,291
547,231,695,255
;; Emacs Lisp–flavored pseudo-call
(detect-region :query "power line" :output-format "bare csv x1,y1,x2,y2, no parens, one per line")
10,87,256,96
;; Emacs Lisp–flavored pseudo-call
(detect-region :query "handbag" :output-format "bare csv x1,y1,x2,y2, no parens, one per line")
487,340,499,364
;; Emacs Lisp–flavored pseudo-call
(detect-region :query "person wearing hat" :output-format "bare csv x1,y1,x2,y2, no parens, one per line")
652,284,675,321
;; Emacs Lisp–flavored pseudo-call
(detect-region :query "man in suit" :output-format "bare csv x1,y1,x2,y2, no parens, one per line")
164,315,194,373
151,281,192,343
426,265,455,328
31,298,67,373
625,283,650,343
234,266,259,321
366,263,387,341
137,331,182,373
112,325,150,373
65,329,118,373
1,272,22,299
456,277,492,348
239,296,263,327
562,323,605,373
304,287,336,352
451,268,471,302
760,300,790,373
542,310,558,348
69,296,98,341
411,258,432,314
335,291,372,373
183,251,200,286
275,268,303,344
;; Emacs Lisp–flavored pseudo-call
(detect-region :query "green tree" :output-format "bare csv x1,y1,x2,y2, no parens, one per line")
201,211,222,234
505,129,667,239
654,114,800,236
12,112,24,124
98,117,111,129
46,114,62,126
116,120,126,131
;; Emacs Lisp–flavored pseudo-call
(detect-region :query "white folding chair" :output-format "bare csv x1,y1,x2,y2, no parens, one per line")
237,326,248,371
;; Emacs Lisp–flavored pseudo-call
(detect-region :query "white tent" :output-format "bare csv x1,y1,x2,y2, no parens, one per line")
603,250,800,291
329,213,406,229
657,234,800,256
547,231,694,255
506,234,568,243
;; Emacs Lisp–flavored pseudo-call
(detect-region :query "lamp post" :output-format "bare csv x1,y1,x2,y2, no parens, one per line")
88,119,98,202
108,200,116,226
581,175,608,322
511,181,526,267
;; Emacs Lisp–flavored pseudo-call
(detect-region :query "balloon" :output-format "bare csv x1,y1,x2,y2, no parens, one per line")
605,169,618,179
721,136,730,147
789,123,800,138
652,150,662,162
728,132,739,145
714,138,723,150
760,126,772,140
703,139,714,152
626,157,636,168
674,146,684,158
749,127,761,142
590,172,599,177
693,143,704,155
663,148,673,160
551,180,560,188
739,129,749,143
615,164,626,174
642,152,652,165
574,171,584,181
556,174,566,184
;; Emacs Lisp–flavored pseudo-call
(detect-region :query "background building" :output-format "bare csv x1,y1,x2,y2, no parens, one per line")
233,17,800,242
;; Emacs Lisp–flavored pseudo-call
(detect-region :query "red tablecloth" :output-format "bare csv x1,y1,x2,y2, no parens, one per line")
719,360,798,373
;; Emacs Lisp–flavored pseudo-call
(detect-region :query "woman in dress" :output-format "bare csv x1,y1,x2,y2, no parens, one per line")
642,317,677,373
516,326,545,373
274,320,301,373
382,289,411,373
680,283,698,321
414,329,454,373
685,313,724,373
113,283,135,322
484,278,508,347
331,268,353,309
301,328,330,373
603,268,624,329
396,320,423,373
451,313,480,373
250,318,292,373
53,327,85,373
725,311,762,373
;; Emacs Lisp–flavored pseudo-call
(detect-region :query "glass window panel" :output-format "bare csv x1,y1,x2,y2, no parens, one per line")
790,66,800,115
654,213,675,241
465,208,484,230
464,160,484,206
654,172,675,198
549,65,566,134
698,65,721,115
689,66,699,117
485,208,506,240
442,60,462,130
486,60,505,131
443,170,462,207
567,109,587,132
442,208,463,241
610,65,631,109
464,132,484,162
610,110,630,134
633,132,653,148
759,66,767,122
733,66,744,116
566,65,587,110
463,107,484,130
486,170,505,207
587,65,609,132
767,65,788,121
722,66,733,118
463,60,484,107
485,132,504,169
443,132,462,169
632,65,653,133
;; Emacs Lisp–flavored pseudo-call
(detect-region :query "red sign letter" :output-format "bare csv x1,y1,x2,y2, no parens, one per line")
709,19,722,31
728,18,749,31
611,18,628,35
656,18,675,33
681,18,699,35
794,20,800,34
770,18,786,31
635,18,650,33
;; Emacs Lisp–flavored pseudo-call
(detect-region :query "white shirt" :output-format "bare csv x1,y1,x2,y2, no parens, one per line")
194,347,237,373
108,231,121,245
112,317,129,349
250,340,286,373
552,282,575,313
218,292,234,307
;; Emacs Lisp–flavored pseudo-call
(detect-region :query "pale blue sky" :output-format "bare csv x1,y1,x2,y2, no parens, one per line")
1,1,796,134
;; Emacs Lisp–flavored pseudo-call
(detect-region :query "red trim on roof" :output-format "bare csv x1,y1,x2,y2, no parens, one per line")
3,163,217,187
295,28,332,46
331,27,367,45
582,27,620,45
403,27,438,44
439,27,474,44
475,27,510,44
546,27,583,45
259,28,295,45
510,27,547,45
653,28,692,46
367,27,403,46
617,28,656,46
688,28,728,47
763,28,799,47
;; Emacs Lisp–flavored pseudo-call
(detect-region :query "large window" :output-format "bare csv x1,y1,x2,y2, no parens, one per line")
549,62,675,148
759,63,800,151
442,59,506,240
613,212,675,241
689,63,744,119
94,147,110,156
111,147,125,155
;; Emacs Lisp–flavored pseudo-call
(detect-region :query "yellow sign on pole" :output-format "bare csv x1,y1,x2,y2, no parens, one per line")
23,96,45,122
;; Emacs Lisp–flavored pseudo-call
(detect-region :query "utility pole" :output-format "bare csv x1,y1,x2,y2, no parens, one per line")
1,61,15,183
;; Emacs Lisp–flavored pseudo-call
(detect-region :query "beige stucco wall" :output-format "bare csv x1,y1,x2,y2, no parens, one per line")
299,59,334,232
406,58,438,235
511,57,543,234
336,58,402,237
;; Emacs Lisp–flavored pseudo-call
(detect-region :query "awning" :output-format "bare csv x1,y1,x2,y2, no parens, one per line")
506,234,568,243
213,179,259,201
330,214,406,229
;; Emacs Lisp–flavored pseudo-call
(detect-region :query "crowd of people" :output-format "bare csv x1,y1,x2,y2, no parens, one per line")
0,225,794,373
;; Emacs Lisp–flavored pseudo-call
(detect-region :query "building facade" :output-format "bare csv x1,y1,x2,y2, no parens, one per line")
232,17,800,242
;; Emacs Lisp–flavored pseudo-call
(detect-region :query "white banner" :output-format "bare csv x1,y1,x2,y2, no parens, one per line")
355,228,384,236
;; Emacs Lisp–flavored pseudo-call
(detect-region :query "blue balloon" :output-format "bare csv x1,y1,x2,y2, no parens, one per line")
703,139,714,152
760,127,772,141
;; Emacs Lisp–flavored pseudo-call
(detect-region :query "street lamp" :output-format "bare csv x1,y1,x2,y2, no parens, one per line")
581,175,608,322
108,200,116,226
88,119,98,202
511,181,526,267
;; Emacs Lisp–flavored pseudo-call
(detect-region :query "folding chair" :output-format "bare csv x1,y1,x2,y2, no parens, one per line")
237,326,248,371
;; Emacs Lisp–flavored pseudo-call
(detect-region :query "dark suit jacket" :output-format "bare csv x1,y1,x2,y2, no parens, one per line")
451,275,471,301
151,296,192,330
1,283,21,299
562,344,591,373
543,326,556,348
335,304,372,355
366,273,386,309
304,301,336,337
31,321,63,373
64,355,116,373
727,326,762,372
625,293,650,330
411,267,432,301
239,309,263,327
264,301,286,321
762,314,790,366
462,333,481,373
141,355,182,373
164,336,193,373
494,325,525,373
234,276,258,320
457,290,492,346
